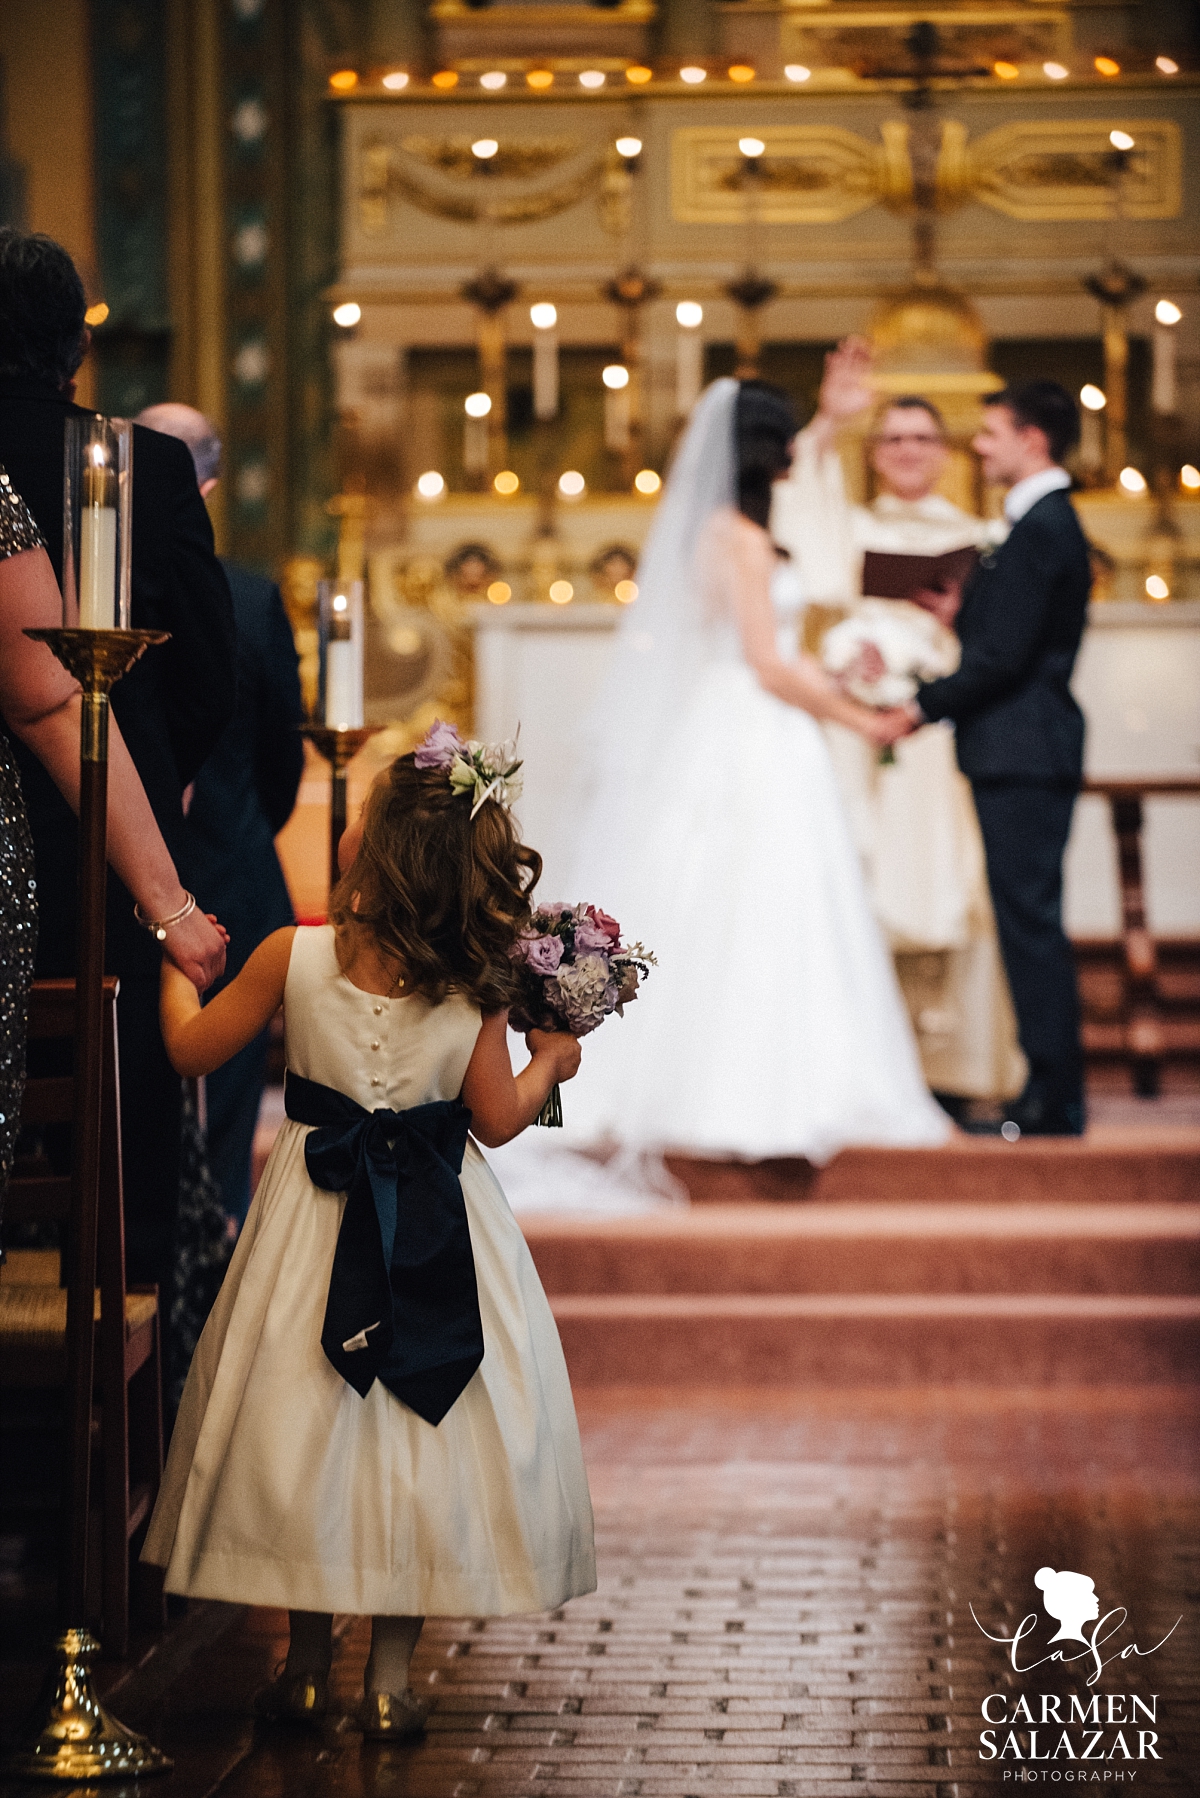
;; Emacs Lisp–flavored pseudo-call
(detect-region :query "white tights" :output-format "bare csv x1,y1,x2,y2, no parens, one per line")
286,1610,425,1694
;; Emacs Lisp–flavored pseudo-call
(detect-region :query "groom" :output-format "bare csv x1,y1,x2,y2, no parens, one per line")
882,381,1092,1136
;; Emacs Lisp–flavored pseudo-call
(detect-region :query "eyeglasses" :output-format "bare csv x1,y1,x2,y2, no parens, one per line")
874,433,945,448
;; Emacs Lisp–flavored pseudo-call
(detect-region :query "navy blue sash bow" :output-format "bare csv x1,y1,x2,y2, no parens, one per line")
285,1070,483,1426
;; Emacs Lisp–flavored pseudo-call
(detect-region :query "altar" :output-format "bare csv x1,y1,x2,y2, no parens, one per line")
472,597,1200,935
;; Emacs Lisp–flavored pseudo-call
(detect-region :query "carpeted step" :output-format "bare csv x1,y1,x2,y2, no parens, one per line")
524,1203,1200,1298
667,1124,1200,1205
549,1292,1200,1386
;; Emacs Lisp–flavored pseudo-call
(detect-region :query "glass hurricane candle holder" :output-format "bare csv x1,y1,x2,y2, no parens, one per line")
318,578,365,728
63,414,132,629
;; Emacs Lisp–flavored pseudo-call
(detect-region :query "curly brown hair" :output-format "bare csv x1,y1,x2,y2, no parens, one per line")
329,753,542,1011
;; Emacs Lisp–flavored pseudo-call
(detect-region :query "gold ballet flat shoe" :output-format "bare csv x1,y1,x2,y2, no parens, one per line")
253,1668,330,1725
356,1687,429,1742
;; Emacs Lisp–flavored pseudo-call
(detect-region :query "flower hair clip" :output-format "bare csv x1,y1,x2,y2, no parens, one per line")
414,719,524,819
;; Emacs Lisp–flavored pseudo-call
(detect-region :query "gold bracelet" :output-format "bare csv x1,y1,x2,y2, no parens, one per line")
134,891,197,942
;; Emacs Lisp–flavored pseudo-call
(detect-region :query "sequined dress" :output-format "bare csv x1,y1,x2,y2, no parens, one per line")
0,467,45,1205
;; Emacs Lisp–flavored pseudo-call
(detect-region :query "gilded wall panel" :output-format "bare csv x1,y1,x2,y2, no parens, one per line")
966,120,1182,222
670,125,886,224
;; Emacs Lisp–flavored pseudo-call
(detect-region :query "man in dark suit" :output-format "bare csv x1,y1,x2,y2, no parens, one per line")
0,230,235,1297
886,381,1091,1136
137,403,304,1226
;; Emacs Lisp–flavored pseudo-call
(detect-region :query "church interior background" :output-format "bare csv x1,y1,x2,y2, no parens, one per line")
5,0,1198,927
1,3,1198,1793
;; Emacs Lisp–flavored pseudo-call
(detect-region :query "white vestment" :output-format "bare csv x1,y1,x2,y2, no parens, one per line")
771,429,1025,1101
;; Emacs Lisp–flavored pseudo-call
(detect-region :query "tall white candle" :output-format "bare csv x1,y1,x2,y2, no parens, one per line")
1079,409,1103,472
676,327,703,417
79,456,117,628
324,583,364,727
1152,323,1177,415
604,383,631,452
533,327,558,421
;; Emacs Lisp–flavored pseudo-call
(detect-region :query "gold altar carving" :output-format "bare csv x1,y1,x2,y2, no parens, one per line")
780,5,1069,73
671,126,885,225
360,136,608,232
878,119,971,212
963,120,1182,222
670,119,1181,226
399,137,580,181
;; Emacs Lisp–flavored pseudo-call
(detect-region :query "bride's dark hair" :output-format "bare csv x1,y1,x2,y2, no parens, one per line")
735,380,798,528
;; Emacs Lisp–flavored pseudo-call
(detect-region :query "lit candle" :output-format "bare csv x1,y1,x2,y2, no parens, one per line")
675,301,704,418
1152,324,1177,415
79,444,117,628
531,303,559,420
323,581,364,727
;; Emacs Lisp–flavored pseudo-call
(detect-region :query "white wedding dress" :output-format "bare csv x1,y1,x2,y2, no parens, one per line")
528,381,949,1170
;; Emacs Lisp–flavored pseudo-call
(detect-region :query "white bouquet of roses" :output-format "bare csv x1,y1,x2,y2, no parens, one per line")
821,598,959,709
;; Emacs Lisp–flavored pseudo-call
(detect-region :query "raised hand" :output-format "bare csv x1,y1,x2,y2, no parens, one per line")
817,336,875,427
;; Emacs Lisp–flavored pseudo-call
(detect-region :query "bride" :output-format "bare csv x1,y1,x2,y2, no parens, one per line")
534,376,950,1167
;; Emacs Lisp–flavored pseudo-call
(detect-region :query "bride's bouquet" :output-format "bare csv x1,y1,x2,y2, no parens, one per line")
820,599,959,762
508,904,656,1125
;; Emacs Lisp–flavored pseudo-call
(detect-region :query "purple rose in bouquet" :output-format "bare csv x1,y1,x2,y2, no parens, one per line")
520,933,564,976
508,902,655,1125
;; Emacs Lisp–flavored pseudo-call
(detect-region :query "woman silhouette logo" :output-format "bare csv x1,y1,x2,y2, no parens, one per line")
1034,1566,1101,1644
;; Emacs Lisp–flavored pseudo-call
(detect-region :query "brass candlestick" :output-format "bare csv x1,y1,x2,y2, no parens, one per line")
9,626,172,1783
300,723,382,889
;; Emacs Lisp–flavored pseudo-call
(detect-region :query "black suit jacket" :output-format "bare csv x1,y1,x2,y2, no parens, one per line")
0,374,236,980
916,488,1091,785
184,560,303,985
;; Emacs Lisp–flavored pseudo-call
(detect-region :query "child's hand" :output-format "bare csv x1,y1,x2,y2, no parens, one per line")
527,1028,582,1084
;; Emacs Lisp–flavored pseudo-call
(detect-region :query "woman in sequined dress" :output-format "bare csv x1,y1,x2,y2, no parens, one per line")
0,470,42,1198
0,466,227,1211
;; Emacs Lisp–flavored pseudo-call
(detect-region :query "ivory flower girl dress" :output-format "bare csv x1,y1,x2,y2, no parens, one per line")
144,924,596,1617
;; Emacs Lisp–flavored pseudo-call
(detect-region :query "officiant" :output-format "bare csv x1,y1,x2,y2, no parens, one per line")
772,337,1024,1113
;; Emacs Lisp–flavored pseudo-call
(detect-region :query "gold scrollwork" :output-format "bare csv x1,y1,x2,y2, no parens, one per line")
878,120,970,212
965,120,1182,221
670,118,1181,227
671,126,885,224
399,136,579,180
360,138,608,230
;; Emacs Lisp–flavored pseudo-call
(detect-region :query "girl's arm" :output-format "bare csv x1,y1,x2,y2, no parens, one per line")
161,926,296,1076
720,514,894,739
461,1012,583,1148
0,547,227,991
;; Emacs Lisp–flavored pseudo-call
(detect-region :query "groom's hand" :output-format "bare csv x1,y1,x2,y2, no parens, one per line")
870,706,919,746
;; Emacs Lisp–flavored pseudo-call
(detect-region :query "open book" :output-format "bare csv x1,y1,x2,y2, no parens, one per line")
861,545,980,606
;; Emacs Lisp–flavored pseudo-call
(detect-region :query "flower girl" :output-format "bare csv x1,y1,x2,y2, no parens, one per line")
143,731,596,1739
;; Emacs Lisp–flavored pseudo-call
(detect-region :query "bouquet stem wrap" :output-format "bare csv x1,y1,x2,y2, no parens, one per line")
537,1083,564,1129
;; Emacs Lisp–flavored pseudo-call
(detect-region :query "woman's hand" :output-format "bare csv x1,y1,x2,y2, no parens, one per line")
527,1027,583,1084
163,907,228,994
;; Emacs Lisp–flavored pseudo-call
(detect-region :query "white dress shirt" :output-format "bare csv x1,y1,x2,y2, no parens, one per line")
1004,465,1072,524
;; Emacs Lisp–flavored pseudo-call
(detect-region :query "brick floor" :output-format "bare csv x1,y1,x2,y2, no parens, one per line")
29,1385,1193,1798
